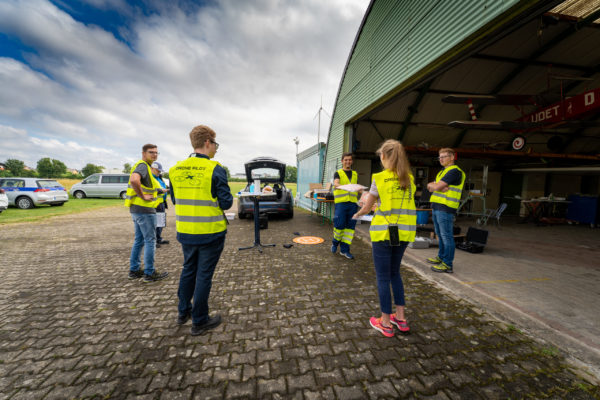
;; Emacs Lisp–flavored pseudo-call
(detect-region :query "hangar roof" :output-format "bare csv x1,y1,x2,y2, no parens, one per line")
349,0,600,169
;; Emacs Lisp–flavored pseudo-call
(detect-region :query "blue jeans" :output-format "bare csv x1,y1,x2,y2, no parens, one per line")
372,241,408,314
432,209,455,267
332,202,358,253
130,213,157,275
178,237,225,324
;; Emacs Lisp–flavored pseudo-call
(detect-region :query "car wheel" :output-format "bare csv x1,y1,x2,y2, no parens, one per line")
120,191,127,200
74,191,86,199
16,196,34,209
287,208,294,219
238,212,246,219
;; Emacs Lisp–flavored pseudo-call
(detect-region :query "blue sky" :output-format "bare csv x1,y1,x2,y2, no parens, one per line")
0,0,369,173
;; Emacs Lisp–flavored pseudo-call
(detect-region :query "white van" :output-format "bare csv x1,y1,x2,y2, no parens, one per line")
70,173,130,199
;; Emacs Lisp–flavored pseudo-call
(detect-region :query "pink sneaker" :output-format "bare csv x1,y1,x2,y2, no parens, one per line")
369,317,394,337
390,314,410,333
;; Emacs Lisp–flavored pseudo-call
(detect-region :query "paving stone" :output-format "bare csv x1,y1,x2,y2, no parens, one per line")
365,379,399,399
286,372,316,393
212,366,242,384
0,207,598,400
78,380,120,398
257,376,286,397
333,384,367,400
225,378,256,399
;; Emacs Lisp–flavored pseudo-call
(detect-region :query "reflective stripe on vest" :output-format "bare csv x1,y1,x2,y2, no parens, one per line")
429,165,465,210
333,169,358,203
369,170,416,243
124,160,161,209
169,157,226,235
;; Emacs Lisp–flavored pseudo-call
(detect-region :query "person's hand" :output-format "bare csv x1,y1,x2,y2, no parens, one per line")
142,194,154,201
441,186,449,192
352,213,361,220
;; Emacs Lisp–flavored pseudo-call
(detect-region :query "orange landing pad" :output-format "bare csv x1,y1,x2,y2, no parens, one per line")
293,236,325,245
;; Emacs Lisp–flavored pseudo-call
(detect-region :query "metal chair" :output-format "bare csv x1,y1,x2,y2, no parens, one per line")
477,203,507,227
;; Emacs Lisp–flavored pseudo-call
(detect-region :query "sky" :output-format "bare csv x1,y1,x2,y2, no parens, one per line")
0,0,369,175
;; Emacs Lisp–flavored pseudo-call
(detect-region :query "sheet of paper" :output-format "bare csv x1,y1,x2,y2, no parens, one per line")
337,183,367,192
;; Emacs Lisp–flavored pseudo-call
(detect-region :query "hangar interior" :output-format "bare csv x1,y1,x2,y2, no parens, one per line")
347,1,600,218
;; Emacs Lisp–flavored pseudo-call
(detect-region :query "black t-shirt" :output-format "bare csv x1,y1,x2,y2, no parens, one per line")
333,170,353,182
431,167,463,215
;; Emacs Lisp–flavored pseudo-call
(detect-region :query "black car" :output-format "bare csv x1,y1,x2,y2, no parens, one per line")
238,157,294,219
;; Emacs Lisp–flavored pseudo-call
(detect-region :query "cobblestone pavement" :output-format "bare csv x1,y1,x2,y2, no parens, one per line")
0,206,599,399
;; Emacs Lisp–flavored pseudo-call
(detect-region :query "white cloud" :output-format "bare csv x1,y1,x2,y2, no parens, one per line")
0,0,369,173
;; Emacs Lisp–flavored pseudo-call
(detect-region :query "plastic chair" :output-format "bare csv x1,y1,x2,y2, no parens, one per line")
477,203,507,227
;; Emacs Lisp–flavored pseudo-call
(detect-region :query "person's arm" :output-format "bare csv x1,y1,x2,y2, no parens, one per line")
427,180,448,192
332,171,341,188
129,172,153,201
353,194,376,219
169,183,176,205
212,165,233,211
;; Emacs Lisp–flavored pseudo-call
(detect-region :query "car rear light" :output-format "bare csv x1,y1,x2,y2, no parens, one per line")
34,188,50,192
0,189,4,194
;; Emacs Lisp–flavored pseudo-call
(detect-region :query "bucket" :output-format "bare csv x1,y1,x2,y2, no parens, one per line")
416,210,429,225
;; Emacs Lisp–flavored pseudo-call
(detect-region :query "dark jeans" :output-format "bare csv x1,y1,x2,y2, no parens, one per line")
332,202,358,253
432,209,455,267
372,241,408,314
178,237,225,324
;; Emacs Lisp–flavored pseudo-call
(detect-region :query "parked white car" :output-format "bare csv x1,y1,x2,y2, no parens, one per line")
0,178,69,209
70,173,130,199
0,189,8,213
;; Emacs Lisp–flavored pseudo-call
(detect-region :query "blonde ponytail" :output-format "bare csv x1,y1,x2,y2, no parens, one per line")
376,139,411,188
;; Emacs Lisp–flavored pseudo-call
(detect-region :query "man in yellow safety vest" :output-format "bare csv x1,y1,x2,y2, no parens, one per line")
331,152,360,259
169,125,233,336
426,148,465,273
125,144,169,283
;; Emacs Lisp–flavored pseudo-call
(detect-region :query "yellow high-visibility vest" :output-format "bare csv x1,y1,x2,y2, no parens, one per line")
430,165,465,210
369,170,416,243
333,169,358,204
169,157,227,235
124,160,161,209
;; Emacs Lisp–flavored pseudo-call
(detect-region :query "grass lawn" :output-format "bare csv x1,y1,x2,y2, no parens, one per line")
0,198,123,225
0,181,297,224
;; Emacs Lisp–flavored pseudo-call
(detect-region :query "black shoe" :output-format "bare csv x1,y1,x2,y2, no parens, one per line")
177,313,191,325
143,270,169,283
191,314,222,336
156,242,161,248
128,270,144,279
159,239,170,245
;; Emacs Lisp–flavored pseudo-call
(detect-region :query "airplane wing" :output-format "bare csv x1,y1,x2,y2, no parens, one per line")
442,94,539,105
448,120,600,130
448,120,543,130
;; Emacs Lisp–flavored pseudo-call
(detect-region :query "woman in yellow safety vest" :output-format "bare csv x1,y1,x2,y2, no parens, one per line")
353,139,416,337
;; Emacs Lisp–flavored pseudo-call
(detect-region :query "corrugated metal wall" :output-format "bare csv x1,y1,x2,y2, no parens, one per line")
296,143,326,211
323,0,526,186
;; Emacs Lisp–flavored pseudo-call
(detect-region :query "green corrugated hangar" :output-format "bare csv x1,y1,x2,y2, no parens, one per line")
323,0,600,220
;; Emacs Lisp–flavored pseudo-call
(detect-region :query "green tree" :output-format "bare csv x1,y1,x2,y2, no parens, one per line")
5,159,25,176
123,163,132,174
81,163,104,178
36,158,67,178
223,165,231,179
285,166,297,183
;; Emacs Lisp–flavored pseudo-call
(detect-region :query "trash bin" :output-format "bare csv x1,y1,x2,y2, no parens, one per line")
417,210,429,225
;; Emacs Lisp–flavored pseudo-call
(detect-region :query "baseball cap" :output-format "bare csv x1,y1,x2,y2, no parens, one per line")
151,162,163,172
